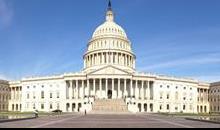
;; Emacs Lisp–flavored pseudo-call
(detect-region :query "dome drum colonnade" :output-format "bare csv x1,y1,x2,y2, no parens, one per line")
83,2,136,73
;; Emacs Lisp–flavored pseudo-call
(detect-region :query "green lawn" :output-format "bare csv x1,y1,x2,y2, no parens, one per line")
0,112,55,116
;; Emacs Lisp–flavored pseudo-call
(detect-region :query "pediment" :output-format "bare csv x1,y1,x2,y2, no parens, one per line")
88,65,132,75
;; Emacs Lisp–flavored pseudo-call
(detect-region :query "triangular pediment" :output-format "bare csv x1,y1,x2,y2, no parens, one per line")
88,65,132,75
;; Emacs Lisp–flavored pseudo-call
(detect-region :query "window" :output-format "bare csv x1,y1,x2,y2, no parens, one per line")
42,85,44,88
183,105,186,110
27,86,30,89
167,85,170,89
50,104,53,109
167,94,170,99
41,91,44,99
57,92,60,98
33,86,36,89
190,88,192,90
33,103,36,109
160,85,163,88
41,104,44,109
27,93,30,99
184,87,186,90
160,105,162,110
160,93,163,99
167,104,170,110
50,93,53,98
176,86,178,89
183,97,186,100
175,107,178,111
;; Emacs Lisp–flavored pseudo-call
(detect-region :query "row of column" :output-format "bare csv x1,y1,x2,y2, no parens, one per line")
84,52,135,68
198,88,209,103
66,79,153,100
10,87,22,101
89,40,129,51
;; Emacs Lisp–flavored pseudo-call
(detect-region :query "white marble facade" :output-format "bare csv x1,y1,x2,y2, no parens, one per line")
7,2,213,113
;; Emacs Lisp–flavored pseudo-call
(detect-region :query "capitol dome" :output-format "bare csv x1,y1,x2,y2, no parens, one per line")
83,1,136,73
92,20,128,39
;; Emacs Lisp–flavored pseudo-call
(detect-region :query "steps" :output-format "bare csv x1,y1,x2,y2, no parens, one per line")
92,99,128,114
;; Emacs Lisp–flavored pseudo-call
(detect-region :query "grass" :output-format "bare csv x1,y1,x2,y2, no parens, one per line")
0,112,56,116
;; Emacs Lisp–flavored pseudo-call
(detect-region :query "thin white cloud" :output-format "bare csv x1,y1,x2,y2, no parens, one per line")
0,0,13,27
139,54,220,71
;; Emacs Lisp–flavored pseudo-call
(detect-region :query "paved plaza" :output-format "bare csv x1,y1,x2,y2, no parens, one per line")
0,114,219,128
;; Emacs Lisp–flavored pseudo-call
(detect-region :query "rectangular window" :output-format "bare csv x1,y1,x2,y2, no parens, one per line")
167,104,170,110
50,104,53,109
33,103,36,109
41,104,44,109
57,92,60,98
41,91,44,99
27,94,30,99
167,94,170,99
160,105,162,110
160,92,163,99
50,93,53,98
183,105,186,110
175,107,178,111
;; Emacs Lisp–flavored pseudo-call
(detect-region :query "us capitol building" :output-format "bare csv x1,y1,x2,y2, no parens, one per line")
1,1,220,114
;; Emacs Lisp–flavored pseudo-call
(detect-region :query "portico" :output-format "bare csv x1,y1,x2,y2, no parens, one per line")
65,75,154,100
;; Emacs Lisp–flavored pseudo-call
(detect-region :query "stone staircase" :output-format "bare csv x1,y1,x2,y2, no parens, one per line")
91,99,129,114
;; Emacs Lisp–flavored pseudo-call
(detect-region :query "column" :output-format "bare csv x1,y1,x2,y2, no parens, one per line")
111,52,114,64
102,53,104,64
17,87,19,101
87,79,90,96
136,80,138,99
118,79,120,99
148,81,150,100
130,79,133,97
76,80,79,99
112,79,114,99
13,88,15,100
141,81,144,100
106,79,108,99
66,82,68,99
99,79,102,99
124,79,127,97
116,53,118,64
106,53,109,64
93,79,96,97
90,55,92,66
69,80,72,99
125,55,128,66
82,80,85,99
145,81,148,100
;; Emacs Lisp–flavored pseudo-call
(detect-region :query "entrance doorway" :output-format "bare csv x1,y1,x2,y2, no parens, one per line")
108,90,112,99
138,103,142,112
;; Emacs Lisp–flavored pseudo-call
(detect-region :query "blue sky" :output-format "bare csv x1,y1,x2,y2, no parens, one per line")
0,0,220,82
